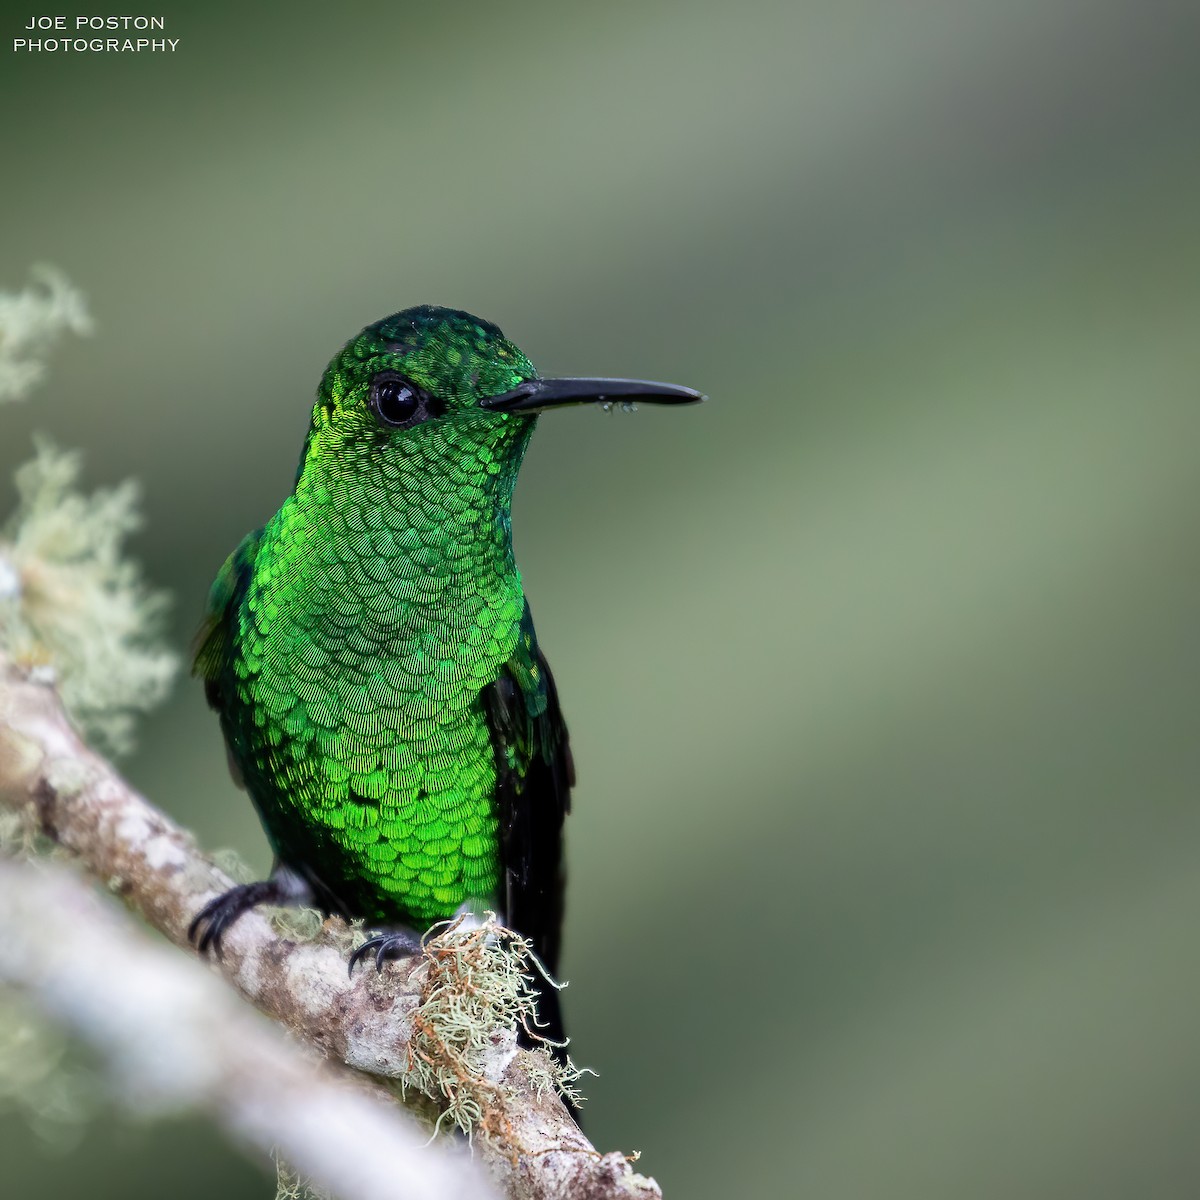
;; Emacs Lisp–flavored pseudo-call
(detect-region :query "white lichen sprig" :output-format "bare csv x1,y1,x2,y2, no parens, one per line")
0,266,91,404
0,269,177,755
402,914,585,1139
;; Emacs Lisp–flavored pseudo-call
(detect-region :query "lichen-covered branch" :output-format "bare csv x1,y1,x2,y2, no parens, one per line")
0,654,662,1200
0,855,494,1200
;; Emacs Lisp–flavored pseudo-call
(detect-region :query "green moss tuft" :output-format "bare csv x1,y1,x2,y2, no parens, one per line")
401,913,585,1138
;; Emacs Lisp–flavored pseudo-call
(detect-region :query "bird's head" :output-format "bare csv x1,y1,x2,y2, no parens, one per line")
315,306,536,432
299,305,701,505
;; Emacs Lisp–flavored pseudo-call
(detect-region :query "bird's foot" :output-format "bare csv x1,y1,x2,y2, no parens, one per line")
189,865,311,957
348,927,423,975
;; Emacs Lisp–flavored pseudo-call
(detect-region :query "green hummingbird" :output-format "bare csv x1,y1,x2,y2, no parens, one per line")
188,306,700,1053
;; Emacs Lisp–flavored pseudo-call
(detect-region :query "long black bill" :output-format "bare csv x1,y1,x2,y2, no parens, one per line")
480,376,704,414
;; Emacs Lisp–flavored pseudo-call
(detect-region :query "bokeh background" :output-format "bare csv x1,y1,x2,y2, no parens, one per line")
3,0,1199,1196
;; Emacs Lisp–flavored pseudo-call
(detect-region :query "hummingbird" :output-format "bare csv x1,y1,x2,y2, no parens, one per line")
188,306,700,1055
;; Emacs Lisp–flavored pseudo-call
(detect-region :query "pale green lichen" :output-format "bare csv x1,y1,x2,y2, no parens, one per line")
273,1148,331,1200
0,438,178,755
210,846,258,885
402,914,585,1137
0,268,177,756
0,267,91,404
0,809,40,858
269,905,331,943
0,807,65,865
0,989,99,1148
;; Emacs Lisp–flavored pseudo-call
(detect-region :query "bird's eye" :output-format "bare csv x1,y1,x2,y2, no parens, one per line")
369,372,438,428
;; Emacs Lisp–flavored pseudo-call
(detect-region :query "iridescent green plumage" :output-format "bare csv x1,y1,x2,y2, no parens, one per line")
191,306,700,1052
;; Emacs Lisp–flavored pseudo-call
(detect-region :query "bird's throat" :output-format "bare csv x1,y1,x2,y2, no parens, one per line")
264,420,534,681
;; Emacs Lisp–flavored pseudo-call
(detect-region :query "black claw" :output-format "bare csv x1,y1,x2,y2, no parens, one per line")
347,940,373,976
347,929,422,977
188,881,279,958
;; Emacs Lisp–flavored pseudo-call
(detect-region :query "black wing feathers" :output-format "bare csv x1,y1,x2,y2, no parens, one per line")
483,606,574,1046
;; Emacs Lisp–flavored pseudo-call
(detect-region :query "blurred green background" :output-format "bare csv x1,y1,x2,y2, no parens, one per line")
3,0,1199,1196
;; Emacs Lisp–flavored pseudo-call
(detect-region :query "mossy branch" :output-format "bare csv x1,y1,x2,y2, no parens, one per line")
0,655,662,1200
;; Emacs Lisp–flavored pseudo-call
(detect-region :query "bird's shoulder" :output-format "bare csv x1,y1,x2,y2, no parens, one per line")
192,527,263,705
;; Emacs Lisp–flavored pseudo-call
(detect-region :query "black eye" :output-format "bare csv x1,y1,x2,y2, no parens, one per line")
369,371,438,428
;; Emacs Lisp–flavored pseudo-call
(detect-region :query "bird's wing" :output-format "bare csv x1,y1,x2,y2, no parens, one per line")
192,530,262,782
483,604,575,988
